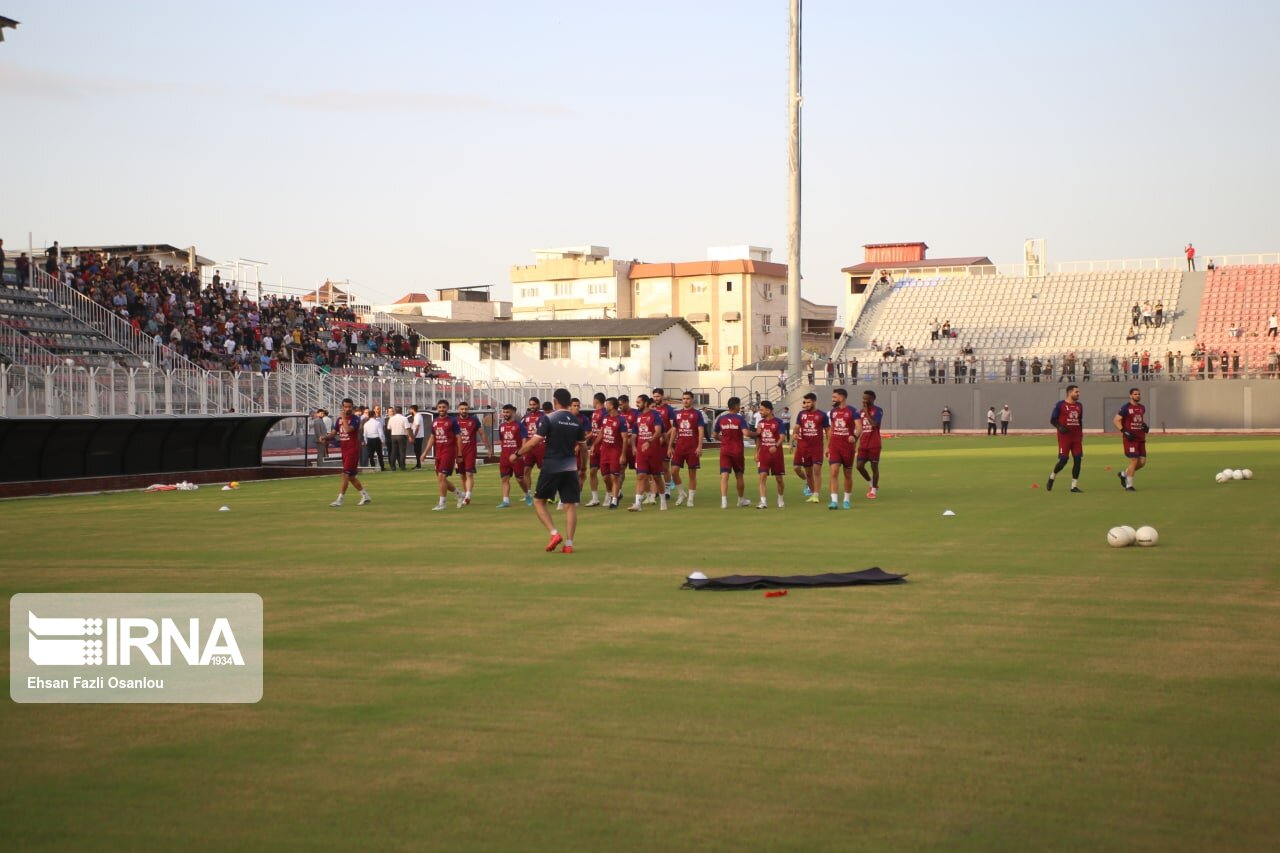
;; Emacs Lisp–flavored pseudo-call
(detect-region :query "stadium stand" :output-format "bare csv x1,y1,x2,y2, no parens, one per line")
843,270,1185,368
0,286,141,367
1194,264,1280,377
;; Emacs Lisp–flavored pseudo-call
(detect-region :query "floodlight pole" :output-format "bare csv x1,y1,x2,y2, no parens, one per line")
786,0,803,385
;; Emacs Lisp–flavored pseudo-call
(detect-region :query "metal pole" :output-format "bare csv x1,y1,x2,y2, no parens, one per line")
786,0,803,385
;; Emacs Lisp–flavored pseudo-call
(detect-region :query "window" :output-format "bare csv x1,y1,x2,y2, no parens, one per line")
727,344,739,356
690,281,708,294
588,282,609,296
781,284,788,296
696,343,709,361
554,282,575,297
761,315,772,332
599,338,631,359
762,283,773,300
440,342,450,362
540,340,570,360
479,340,510,360
519,287,539,299
725,281,734,292
781,316,787,328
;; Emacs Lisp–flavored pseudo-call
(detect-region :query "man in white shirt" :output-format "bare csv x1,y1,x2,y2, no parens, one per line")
361,406,386,471
409,405,427,468
386,406,410,471
1269,312,1278,339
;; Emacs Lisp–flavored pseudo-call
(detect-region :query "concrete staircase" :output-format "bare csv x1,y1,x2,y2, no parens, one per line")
1165,270,1204,345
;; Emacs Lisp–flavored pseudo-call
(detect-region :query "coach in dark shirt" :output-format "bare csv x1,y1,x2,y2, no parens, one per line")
517,387,586,553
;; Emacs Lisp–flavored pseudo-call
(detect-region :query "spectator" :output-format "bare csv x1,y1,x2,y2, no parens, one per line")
0,238,5,284
825,360,834,385
1231,350,1241,377
1004,354,1014,382
1018,357,1027,382
386,406,410,471
927,356,937,384
999,404,1011,435
1268,312,1278,338
15,252,29,289
1082,357,1092,382
1154,300,1164,327
1131,303,1141,329
1268,349,1278,379
1109,356,1120,381
1031,357,1042,382
1142,301,1153,327
941,406,952,434
986,406,997,436
45,241,60,277
1185,243,1196,270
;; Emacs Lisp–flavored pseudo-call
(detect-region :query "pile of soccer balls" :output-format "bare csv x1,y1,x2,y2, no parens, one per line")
1214,468,1253,484
1107,525,1159,548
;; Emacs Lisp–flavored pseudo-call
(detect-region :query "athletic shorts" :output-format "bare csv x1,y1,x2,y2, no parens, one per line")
828,444,855,468
499,453,525,478
1123,438,1146,459
599,449,622,476
1056,433,1083,457
455,449,477,475
589,443,602,469
670,447,701,470
534,469,581,504
435,453,456,475
340,449,361,477
793,443,823,468
757,450,784,476
719,451,745,475
857,445,882,463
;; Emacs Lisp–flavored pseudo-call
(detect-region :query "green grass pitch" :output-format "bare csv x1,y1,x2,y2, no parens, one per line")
2,435,1278,850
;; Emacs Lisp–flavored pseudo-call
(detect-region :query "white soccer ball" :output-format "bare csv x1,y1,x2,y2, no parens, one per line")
1221,468,1235,477
1135,525,1158,547
1215,472,1230,484
1107,526,1135,547
1242,469,1253,480
1232,469,1244,480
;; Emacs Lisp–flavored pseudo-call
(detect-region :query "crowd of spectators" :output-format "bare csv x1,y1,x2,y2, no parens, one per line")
31,247,439,377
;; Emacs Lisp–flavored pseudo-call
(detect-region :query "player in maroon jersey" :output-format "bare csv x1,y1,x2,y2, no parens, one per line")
713,396,751,509
754,401,786,508
423,399,461,511
590,397,631,508
791,392,828,503
668,391,706,507
627,394,669,511
651,388,678,497
617,394,637,493
1113,387,1148,491
519,398,546,498
855,389,885,499
826,388,857,509
495,404,529,508
454,400,489,507
1047,384,1084,492
584,392,607,506
326,397,371,507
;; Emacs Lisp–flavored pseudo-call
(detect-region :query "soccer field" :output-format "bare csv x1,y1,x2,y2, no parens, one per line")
2,435,1278,850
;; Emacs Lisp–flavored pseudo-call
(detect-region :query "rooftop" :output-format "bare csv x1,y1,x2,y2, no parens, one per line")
841,256,993,275
404,317,705,344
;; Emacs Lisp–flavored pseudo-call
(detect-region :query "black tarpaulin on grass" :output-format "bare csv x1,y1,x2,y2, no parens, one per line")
681,567,907,590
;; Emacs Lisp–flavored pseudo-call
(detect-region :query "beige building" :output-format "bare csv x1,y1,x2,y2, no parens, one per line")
509,246,633,320
377,286,511,322
629,246,836,370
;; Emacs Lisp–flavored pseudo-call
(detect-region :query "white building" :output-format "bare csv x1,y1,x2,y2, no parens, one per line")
375,287,511,322
404,317,702,388
509,246,634,320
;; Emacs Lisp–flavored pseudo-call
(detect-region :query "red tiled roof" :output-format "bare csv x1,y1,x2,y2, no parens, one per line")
394,292,431,304
630,259,788,280
841,256,992,274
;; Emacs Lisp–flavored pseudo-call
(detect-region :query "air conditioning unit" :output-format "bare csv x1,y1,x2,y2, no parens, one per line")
762,324,772,333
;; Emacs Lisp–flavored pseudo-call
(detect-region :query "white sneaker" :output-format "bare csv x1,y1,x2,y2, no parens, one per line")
432,504,446,511
584,499,601,507
645,494,657,505
686,501,694,508
756,502,768,509
358,495,371,506
329,499,343,507
738,498,752,507
675,492,686,506
627,503,642,512
659,501,668,511
556,501,564,510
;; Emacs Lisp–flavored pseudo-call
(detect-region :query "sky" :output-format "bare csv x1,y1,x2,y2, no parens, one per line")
3,0,1278,317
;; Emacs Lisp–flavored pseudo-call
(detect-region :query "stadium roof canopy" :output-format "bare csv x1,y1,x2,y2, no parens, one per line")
0,16,18,41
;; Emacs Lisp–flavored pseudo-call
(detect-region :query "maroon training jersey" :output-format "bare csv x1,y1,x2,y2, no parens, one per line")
1118,402,1146,434
795,409,829,445
859,405,885,448
497,419,526,454
600,413,628,448
672,408,706,451
757,417,784,451
635,409,665,449
828,406,857,451
1052,400,1083,434
455,414,482,450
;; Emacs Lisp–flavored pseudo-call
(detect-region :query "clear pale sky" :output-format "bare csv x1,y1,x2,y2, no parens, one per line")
3,0,1277,315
